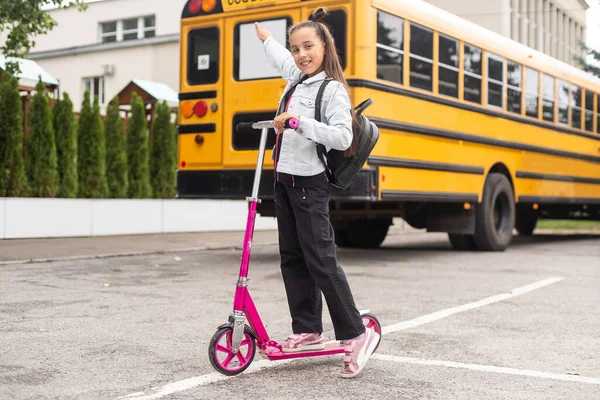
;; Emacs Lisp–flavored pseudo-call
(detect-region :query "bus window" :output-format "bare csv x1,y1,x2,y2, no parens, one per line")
376,11,404,84
409,23,433,91
487,53,503,108
571,85,582,129
585,90,594,132
525,68,539,118
558,80,569,125
464,43,482,104
234,18,291,81
507,60,521,114
438,34,459,98
542,74,555,122
322,9,347,70
187,27,219,85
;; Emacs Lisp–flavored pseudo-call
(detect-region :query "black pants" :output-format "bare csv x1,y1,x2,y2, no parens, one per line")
274,180,365,340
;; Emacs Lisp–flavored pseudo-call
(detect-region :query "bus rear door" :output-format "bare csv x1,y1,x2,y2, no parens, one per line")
179,20,225,170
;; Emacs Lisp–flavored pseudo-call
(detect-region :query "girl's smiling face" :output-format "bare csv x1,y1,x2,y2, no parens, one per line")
289,27,325,77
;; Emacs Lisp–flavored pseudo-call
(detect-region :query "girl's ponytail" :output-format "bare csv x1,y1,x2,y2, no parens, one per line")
290,7,358,157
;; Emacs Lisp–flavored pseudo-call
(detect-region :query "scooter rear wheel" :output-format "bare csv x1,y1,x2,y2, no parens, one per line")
209,326,256,376
361,313,382,353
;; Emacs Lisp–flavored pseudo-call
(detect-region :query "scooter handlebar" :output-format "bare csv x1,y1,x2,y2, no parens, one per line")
235,117,299,132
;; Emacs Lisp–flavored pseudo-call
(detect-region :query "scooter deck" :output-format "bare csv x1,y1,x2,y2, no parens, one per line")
265,341,344,360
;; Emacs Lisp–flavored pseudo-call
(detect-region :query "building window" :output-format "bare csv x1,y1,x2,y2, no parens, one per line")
464,43,482,104
84,76,105,105
487,53,504,108
525,68,539,118
100,15,155,43
438,34,459,98
409,23,433,92
584,91,594,133
376,11,404,85
507,60,522,114
542,74,555,122
101,22,117,43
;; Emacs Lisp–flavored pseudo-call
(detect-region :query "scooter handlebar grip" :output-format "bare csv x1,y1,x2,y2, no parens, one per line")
285,117,299,129
236,122,255,133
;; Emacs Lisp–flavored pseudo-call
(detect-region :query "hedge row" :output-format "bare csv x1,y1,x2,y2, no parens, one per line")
0,75,177,199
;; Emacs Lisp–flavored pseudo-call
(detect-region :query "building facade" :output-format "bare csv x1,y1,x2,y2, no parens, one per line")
15,0,591,112
26,0,187,112
426,0,589,66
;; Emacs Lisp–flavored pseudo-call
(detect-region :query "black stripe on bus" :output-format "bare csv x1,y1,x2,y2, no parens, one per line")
368,156,484,175
370,118,600,164
519,195,600,205
516,171,600,185
178,91,218,100
177,124,216,134
381,190,479,203
347,79,600,142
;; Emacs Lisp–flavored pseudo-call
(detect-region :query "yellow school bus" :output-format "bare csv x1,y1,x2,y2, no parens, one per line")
177,0,600,251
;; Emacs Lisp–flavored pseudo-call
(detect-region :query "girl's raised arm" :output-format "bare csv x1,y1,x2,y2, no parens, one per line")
255,22,303,83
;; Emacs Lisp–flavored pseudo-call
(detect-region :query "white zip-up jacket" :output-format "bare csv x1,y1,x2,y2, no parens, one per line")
263,36,353,177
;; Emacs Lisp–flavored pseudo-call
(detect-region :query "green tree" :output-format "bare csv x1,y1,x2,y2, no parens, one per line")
576,43,600,78
26,78,57,197
0,0,86,74
149,101,176,198
0,73,28,196
52,92,77,197
77,91,107,198
104,98,128,198
127,93,151,198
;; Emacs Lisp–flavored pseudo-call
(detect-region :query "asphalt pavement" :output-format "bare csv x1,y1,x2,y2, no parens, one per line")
0,225,599,399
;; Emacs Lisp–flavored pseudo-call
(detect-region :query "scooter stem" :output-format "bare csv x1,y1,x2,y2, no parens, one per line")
250,127,269,201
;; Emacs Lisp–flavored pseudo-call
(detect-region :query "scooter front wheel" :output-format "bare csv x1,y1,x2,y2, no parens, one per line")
361,312,382,353
208,326,256,376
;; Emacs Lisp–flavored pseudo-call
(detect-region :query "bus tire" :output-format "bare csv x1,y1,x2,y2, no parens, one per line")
448,234,478,251
515,207,538,236
473,173,515,251
344,218,391,248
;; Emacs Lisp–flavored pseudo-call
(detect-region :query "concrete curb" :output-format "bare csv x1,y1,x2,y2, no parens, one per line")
0,241,280,266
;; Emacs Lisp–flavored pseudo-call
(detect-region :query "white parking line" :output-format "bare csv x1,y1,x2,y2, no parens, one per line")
120,277,565,400
371,354,600,385
383,276,564,335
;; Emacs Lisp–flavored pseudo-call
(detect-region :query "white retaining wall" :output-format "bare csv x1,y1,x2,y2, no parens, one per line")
0,198,277,239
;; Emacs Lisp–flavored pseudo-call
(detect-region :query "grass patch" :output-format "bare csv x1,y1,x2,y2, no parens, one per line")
537,220,600,230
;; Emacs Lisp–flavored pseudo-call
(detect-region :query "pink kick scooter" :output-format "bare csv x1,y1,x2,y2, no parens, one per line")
208,118,382,376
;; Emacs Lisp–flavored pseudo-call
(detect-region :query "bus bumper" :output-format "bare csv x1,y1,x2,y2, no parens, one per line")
176,169,378,201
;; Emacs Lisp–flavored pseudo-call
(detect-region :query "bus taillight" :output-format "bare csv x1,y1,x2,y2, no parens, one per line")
194,101,208,117
188,0,218,14
202,0,217,12
189,0,201,13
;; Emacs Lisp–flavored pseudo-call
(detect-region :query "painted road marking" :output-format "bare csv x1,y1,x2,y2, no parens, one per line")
120,277,567,400
371,354,600,385
383,277,564,335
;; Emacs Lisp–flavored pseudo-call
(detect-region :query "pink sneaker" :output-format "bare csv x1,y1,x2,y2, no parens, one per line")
340,326,380,378
280,333,325,353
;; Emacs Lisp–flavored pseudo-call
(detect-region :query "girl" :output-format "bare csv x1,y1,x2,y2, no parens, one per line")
255,7,379,378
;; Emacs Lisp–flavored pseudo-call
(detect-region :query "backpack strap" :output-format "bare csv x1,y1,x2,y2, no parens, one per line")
314,79,332,174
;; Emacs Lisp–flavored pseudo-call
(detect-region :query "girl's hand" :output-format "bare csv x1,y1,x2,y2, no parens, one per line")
255,22,272,42
274,112,299,133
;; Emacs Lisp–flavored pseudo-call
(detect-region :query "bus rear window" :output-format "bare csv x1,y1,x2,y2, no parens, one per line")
188,27,219,85
234,18,291,81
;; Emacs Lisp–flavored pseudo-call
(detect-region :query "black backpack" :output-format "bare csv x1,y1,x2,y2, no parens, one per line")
315,79,379,190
